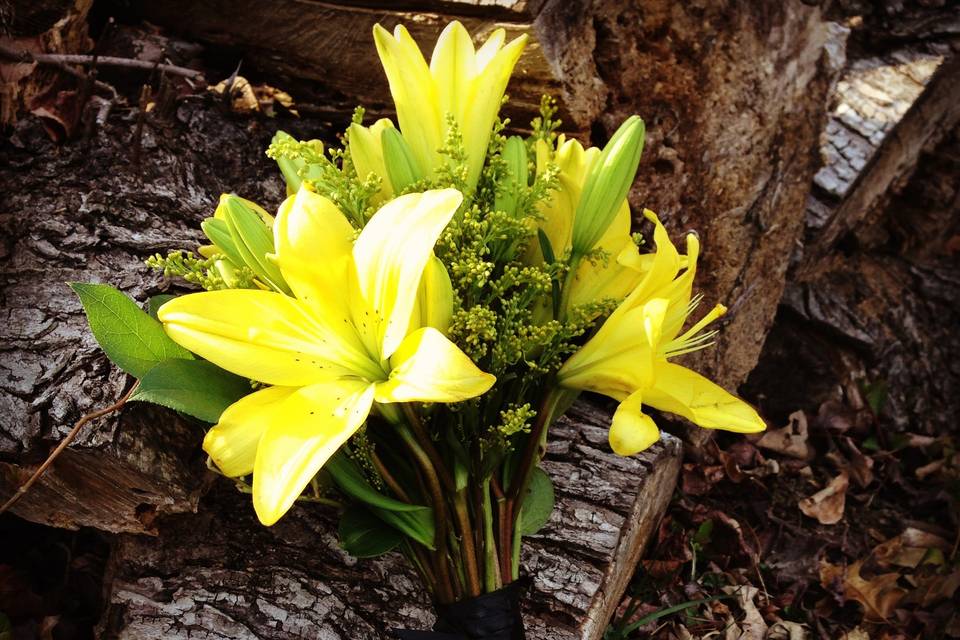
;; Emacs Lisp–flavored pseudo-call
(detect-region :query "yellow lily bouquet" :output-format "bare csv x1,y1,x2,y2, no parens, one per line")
73,21,765,638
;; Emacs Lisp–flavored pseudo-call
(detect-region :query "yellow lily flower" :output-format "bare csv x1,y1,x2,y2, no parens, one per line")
372,21,527,193
529,136,646,312
558,211,765,456
158,187,495,525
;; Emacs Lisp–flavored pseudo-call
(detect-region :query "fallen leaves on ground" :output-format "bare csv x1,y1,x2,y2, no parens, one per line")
798,471,849,525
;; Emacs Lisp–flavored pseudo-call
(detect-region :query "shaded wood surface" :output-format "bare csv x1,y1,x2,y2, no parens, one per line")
101,407,682,640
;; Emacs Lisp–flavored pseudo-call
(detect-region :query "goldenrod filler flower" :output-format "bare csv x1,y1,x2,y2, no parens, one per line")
158,187,495,525
558,211,765,455
373,21,527,193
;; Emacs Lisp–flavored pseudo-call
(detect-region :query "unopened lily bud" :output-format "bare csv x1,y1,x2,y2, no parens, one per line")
570,115,645,255
271,131,305,195
381,127,424,194
201,218,244,266
349,118,394,203
213,193,274,225
220,195,290,294
214,258,241,288
494,136,528,217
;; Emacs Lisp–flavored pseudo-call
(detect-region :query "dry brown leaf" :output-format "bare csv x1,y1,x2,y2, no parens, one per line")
729,585,767,640
756,411,814,460
842,437,874,487
209,75,297,116
874,535,928,569
799,472,849,525
907,570,960,607
874,528,949,569
765,620,810,640
839,629,870,640
820,559,907,622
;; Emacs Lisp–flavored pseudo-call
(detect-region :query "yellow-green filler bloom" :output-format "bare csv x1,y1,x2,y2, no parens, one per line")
558,211,765,456
158,187,495,525
373,21,527,193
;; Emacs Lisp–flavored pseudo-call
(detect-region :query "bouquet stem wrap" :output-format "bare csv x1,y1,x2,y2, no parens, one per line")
392,580,528,640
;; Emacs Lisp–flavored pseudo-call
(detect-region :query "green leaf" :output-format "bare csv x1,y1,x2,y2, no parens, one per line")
326,452,435,550
519,466,555,536
70,283,192,378
338,507,402,558
147,294,176,320
130,359,250,423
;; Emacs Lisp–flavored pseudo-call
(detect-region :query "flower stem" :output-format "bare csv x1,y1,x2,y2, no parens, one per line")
480,476,502,592
557,252,583,320
453,489,482,597
396,422,456,603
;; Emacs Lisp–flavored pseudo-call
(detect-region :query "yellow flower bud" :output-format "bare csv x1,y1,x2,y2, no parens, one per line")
570,116,645,255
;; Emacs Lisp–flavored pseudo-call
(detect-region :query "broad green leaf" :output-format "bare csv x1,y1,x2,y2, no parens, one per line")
130,359,250,423
519,466,555,536
70,283,192,378
338,507,402,558
326,452,435,549
147,294,176,320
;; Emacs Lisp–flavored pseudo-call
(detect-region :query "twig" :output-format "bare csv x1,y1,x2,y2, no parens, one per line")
0,382,138,515
0,45,204,79
0,43,118,98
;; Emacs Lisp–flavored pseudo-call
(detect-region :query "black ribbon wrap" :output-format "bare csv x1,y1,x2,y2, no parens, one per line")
391,580,528,640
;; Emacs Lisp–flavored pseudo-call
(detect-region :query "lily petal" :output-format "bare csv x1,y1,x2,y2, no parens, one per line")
253,379,375,525
159,290,373,385
609,389,661,456
644,361,766,433
430,21,476,126
353,189,463,358
376,327,495,403
373,24,442,179
273,186,356,323
203,386,296,477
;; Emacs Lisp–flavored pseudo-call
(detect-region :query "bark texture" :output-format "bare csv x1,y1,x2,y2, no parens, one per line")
744,18,960,438
100,406,682,640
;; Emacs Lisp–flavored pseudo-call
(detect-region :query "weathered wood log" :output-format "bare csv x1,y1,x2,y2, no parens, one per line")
0,99,301,532
800,46,960,271
744,24,960,438
99,408,682,640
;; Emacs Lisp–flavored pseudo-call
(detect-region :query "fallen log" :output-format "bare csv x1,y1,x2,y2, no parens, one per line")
100,406,682,640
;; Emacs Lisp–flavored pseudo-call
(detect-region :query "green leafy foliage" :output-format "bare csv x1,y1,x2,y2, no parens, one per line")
326,453,436,549
519,466,554,536
339,507,403,558
70,283,192,378
130,359,251,423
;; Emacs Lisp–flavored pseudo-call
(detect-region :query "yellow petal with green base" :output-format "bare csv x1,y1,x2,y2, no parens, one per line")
348,118,395,203
253,380,376,525
644,362,766,433
609,389,661,456
352,189,463,359
273,187,356,323
203,385,297,477
376,327,496,403
372,24,441,183
158,290,373,386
